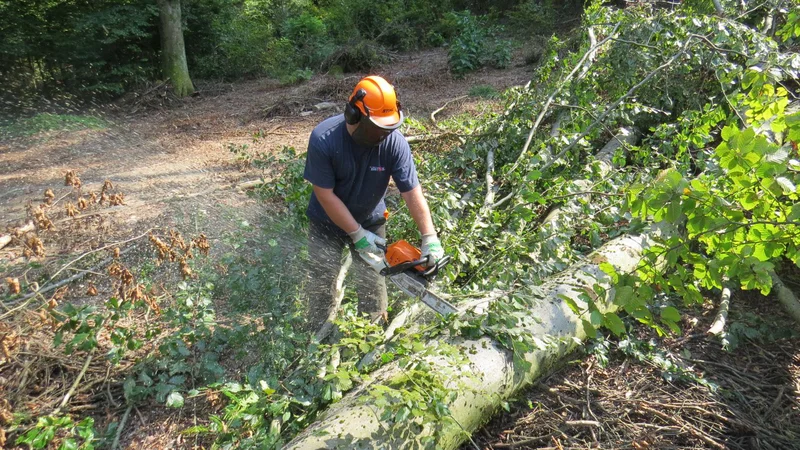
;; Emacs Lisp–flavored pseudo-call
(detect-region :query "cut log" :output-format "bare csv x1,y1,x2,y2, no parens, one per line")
0,221,35,250
286,225,665,449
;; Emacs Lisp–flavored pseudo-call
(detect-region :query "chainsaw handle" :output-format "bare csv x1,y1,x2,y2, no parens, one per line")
380,254,451,277
380,258,428,276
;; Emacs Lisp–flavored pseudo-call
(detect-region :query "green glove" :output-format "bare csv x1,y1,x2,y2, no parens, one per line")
421,233,444,268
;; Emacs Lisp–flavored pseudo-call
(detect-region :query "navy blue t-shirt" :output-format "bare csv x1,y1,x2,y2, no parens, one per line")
304,114,419,230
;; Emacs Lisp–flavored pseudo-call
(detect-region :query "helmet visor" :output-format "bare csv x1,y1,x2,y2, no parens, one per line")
352,115,401,147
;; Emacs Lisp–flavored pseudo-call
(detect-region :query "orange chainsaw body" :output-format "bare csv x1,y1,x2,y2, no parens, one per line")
385,240,427,273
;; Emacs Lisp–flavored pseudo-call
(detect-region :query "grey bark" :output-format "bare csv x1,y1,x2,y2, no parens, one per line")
286,225,667,449
157,0,194,97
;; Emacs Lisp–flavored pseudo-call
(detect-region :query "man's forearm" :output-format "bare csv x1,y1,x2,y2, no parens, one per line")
313,186,360,234
401,186,436,236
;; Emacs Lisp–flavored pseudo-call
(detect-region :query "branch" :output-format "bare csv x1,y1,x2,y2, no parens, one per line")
707,283,732,336
771,271,800,326
112,404,133,450
52,351,94,416
481,147,496,213
542,38,694,174
0,221,34,250
430,95,467,126
44,229,153,287
4,244,136,310
507,22,621,175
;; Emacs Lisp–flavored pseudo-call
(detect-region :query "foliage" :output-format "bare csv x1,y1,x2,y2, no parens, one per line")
186,2,274,79
320,40,390,73
1,0,529,104
0,0,160,101
507,0,561,36
15,415,96,450
252,146,312,225
446,11,513,77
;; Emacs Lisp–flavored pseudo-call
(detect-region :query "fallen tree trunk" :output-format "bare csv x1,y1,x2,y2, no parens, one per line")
287,226,664,449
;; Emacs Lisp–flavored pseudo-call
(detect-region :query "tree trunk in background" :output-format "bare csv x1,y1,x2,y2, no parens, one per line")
157,0,194,97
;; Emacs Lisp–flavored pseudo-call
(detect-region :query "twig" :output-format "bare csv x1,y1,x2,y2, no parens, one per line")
53,351,94,416
112,404,133,450
565,420,601,427
494,433,556,448
638,403,726,449
51,190,74,208
45,229,153,288
430,95,467,126
3,242,136,313
236,179,264,190
406,132,468,144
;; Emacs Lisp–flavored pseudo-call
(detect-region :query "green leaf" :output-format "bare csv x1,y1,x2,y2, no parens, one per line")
740,192,759,210
789,203,800,221
614,286,634,308
582,319,597,338
394,406,411,422
661,306,680,322
603,313,626,336
559,294,581,315
166,391,185,408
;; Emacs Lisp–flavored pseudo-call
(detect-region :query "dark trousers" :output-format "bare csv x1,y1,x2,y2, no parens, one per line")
305,219,388,332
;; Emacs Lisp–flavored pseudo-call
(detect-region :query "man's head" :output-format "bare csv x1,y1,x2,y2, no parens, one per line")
344,75,404,147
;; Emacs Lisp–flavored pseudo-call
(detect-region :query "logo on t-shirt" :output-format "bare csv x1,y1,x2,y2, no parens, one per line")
370,166,386,172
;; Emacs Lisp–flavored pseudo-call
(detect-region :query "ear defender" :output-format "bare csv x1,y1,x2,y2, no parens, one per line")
344,88,368,125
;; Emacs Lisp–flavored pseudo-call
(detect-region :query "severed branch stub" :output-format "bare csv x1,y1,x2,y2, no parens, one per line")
0,221,35,250
707,283,731,336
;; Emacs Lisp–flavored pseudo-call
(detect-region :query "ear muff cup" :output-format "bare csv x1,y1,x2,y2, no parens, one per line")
344,88,367,125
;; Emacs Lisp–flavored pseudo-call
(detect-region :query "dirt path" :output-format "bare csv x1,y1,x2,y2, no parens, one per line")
0,48,531,254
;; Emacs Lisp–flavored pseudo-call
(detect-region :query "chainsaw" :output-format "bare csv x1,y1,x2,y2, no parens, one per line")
378,240,458,316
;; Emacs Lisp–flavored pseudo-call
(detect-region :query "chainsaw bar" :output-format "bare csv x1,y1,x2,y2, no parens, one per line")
386,272,458,316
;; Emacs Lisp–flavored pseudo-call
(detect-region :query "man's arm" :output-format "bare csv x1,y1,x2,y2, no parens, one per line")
401,185,435,236
313,185,360,234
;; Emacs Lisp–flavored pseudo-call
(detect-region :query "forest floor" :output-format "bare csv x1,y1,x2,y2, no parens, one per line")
2,45,799,449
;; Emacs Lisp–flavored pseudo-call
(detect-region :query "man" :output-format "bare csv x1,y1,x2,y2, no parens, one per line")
303,75,444,334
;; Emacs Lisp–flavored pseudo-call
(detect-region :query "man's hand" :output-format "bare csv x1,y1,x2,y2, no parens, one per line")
349,225,386,254
421,233,444,268
349,226,388,273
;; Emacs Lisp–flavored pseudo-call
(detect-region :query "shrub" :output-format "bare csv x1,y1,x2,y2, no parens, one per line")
282,12,333,69
468,84,499,99
446,11,512,77
508,0,560,36
321,40,391,73
186,2,274,79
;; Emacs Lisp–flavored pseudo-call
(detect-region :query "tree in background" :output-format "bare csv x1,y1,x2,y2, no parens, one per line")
157,0,194,97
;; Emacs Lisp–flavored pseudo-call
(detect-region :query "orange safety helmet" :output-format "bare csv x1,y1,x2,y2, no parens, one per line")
344,75,404,130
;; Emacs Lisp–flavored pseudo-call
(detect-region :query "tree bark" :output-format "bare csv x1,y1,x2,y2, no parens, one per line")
286,226,665,449
157,0,194,97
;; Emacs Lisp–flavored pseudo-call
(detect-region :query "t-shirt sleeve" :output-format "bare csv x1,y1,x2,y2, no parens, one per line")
391,137,420,193
303,139,335,189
